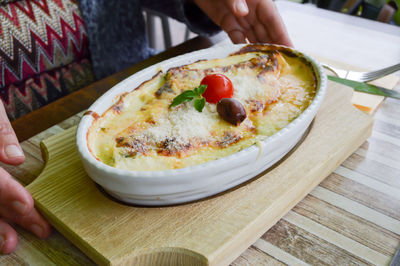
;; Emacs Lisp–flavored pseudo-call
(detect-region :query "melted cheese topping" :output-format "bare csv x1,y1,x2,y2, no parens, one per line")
87,46,317,171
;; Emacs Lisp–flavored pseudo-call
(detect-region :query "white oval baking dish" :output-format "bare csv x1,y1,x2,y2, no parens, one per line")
76,44,327,206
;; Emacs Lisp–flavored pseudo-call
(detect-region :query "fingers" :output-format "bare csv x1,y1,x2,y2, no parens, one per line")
0,218,18,254
253,22,271,43
0,167,33,217
0,208,52,254
226,0,293,46
0,102,24,165
1,205,52,239
236,17,258,43
0,167,52,237
195,0,293,46
0,101,50,255
219,12,247,43
256,0,293,47
228,30,247,43
226,0,249,17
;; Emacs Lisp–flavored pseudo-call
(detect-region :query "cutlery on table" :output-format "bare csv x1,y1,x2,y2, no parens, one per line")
322,63,400,82
323,63,400,100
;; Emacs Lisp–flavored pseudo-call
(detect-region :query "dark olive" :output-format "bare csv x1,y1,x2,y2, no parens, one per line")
217,98,247,126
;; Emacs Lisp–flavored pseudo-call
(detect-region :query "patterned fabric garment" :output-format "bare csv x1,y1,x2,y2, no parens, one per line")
4,59,94,119
0,0,93,120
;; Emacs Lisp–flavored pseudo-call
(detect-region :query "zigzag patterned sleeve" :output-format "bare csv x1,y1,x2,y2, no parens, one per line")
140,0,221,36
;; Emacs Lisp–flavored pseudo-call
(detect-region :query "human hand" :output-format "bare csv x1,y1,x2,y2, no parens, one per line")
193,0,293,46
0,102,51,254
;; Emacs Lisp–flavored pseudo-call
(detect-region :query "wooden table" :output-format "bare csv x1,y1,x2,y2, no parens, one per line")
4,2,400,265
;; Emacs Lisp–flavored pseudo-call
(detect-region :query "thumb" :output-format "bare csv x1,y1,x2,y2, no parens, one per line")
0,101,24,165
227,0,249,17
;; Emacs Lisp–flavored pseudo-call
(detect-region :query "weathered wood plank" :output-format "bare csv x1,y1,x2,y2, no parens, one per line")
309,187,400,235
262,219,373,266
231,246,286,266
342,153,400,189
293,194,400,256
322,171,400,220
360,136,400,162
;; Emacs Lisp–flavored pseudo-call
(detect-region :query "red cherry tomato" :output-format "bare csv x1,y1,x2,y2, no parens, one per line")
201,74,234,104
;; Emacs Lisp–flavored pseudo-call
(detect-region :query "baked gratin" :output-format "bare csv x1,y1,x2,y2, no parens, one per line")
87,45,317,171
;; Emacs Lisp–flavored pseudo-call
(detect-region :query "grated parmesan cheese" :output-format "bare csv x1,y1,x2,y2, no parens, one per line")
228,73,281,104
144,102,219,145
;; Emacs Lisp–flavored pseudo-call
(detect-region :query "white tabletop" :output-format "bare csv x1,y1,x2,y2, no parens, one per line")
275,1,400,71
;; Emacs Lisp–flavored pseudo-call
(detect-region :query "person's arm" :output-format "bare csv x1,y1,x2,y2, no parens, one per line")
140,0,221,37
141,0,292,46
0,102,51,254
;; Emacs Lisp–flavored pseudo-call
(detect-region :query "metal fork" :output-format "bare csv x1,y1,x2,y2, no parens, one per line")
322,63,400,82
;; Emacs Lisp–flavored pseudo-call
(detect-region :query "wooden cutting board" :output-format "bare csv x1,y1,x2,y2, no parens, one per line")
26,81,373,266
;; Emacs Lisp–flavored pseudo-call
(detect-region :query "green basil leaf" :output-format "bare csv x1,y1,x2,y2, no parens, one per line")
193,97,206,112
180,90,197,98
169,92,194,107
194,84,207,96
328,76,390,97
170,86,208,110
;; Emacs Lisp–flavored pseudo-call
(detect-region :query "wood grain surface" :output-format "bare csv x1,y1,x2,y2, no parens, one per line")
23,81,375,265
2,35,399,265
